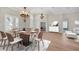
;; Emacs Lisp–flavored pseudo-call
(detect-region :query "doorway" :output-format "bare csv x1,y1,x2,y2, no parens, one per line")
40,22,47,31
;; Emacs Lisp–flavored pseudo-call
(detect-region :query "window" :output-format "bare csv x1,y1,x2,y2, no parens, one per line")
5,15,19,32
5,15,13,31
75,20,79,26
15,17,19,29
63,21,67,28
62,15,69,31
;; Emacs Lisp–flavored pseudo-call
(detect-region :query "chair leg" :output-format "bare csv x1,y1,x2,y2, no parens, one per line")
38,41,40,51
42,40,44,47
1,39,3,46
11,45,14,51
6,44,9,51
39,39,44,51
21,41,23,46
17,43,19,48
6,42,10,51
41,38,44,47
3,40,6,50
31,40,36,50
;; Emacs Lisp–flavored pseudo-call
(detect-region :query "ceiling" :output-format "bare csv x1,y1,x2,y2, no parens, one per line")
9,7,79,15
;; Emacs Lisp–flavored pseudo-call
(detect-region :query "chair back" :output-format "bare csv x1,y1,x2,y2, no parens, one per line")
34,28,40,34
0,33,2,39
35,29,39,32
26,28,31,32
6,33,14,42
38,31,43,39
0,31,6,38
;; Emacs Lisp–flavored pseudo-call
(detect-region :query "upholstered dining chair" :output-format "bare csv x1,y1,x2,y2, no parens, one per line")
33,31,44,51
0,31,7,49
6,33,23,51
30,28,39,39
26,28,31,32
0,33,2,45
34,28,39,32
34,28,40,36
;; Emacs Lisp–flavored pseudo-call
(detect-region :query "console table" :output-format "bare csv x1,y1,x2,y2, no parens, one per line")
49,26,59,32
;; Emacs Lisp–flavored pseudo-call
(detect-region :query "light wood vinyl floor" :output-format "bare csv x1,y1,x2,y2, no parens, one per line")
43,32,79,51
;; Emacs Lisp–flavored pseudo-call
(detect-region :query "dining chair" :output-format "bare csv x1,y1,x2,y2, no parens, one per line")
34,28,39,32
34,28,40,36
0,33,2,45
6,33,23,51
0,31,7,49
30,28,39,39
33,31,44,51
26,28,31,32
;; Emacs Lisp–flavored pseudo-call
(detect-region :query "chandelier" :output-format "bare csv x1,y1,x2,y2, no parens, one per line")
40,13,44,19
20,7,29,22
40,8,44,19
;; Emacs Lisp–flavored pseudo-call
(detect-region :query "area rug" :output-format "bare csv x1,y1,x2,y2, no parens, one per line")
0,39,51,51
25,39,51,51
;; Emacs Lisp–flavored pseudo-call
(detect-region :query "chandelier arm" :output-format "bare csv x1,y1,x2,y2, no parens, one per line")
20,7,30,22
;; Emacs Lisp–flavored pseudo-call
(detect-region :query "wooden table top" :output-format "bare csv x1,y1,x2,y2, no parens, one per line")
19,31,31,35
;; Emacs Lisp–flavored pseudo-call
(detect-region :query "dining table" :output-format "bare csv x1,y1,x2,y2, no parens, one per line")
19,31,31,47
19,31,37,47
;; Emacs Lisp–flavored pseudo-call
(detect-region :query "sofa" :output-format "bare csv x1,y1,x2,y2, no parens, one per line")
65,31,77,39
73,28,79,35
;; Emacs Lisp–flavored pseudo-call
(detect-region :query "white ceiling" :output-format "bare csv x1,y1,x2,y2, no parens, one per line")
9,7,79,15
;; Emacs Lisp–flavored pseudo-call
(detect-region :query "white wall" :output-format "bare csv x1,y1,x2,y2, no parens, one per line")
0,8,79,32
48,12,79,32
32,14,48,31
